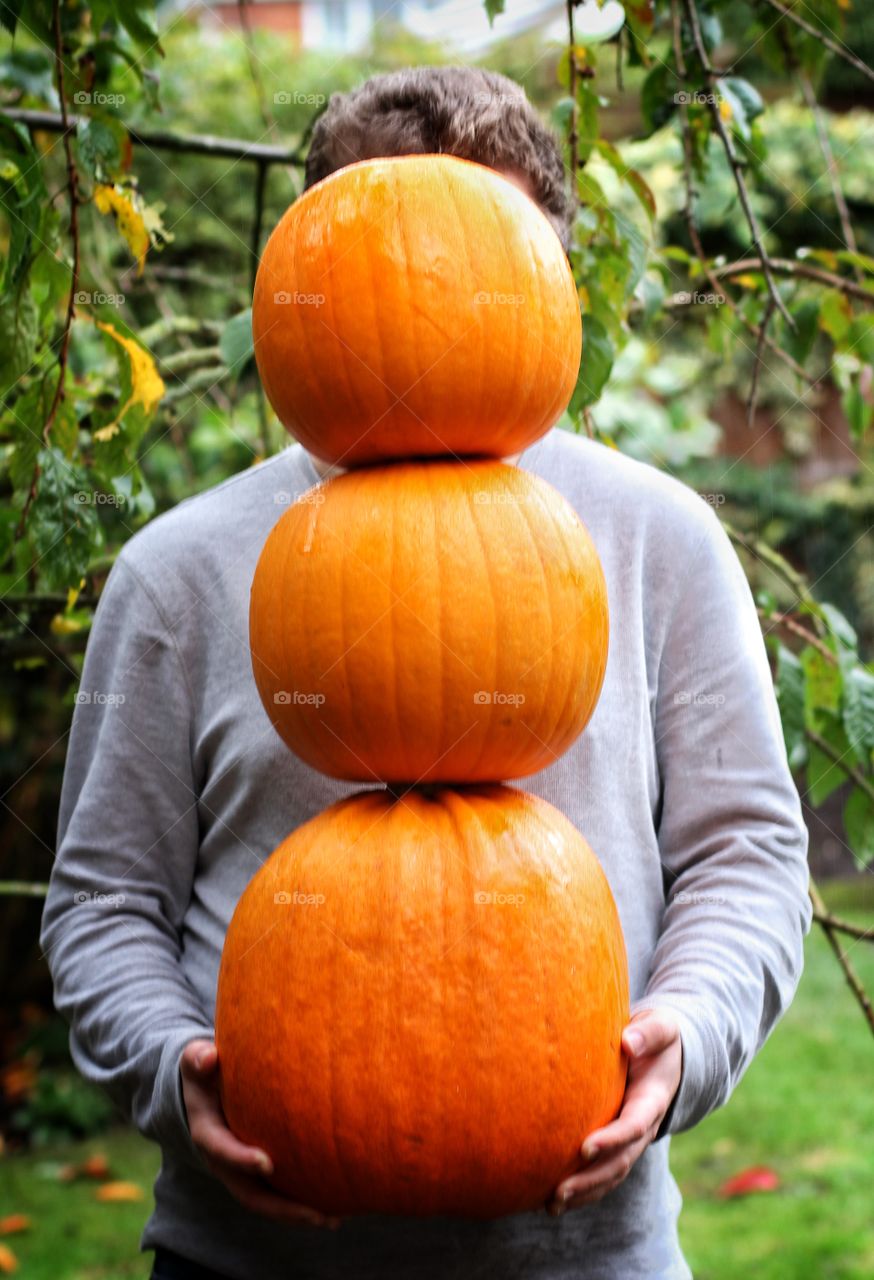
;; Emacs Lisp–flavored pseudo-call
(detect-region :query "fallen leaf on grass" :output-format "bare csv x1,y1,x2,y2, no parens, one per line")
0,1244,18,1274
95,1181,144,1203
80,1154,110,1180
0,1218,29,1236
718,1165,780,1198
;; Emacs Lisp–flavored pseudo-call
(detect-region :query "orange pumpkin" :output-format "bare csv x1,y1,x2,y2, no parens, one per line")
215,784,629,1218
250,460,608,784
252,155,581,467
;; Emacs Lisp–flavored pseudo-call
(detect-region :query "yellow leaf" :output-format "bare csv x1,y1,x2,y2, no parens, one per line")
0,1244,17,1274
67,579,85,609
719,98,733,123
93,184,149,275
735,273,760,289
96,1181,144,1203
95,321,165,438
50,614,83,636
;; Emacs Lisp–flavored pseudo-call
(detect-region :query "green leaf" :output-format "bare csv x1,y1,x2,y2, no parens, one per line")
843,787,874,869
843,665,874,768
594,139,656,221
801,645,841,729
28,448,101,591
781,298,819,369
220,308,254,375
818,291,852,344
0,284,38,393
575,82,600,167
775,643,806,770
77,115,129,185
483,0,505,23
719,77,764,123
571,312,614,412
821,602,857,654
0,0,23,36
640,64,675,137
807,715,849,806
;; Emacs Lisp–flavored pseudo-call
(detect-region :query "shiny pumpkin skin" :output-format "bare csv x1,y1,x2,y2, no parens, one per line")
252,154,582,467
215,784,629,1218
249,460,609,784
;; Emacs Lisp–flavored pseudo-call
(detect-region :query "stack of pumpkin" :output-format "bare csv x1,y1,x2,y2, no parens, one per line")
215,155,629,1219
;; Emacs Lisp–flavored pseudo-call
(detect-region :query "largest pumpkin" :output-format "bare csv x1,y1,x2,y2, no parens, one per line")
252,154,582,466
215,784,629,1218
249,459,609,784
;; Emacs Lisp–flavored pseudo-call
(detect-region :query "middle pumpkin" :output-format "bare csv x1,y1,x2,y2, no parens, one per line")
251,459,608,784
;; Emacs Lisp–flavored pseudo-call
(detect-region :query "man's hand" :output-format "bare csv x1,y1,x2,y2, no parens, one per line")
548,1009,683,1214
180,1040,340,1228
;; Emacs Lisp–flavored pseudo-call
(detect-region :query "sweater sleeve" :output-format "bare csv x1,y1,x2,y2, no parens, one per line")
632,506,812,1135
40,553,213,1165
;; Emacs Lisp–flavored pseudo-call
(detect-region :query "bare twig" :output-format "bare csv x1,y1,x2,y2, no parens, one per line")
747,296,775,425
756,607,836,662
809,879,874,1037
760,0,874,86
811,908,874,944
566,0,579,202
6,107,306,166
236,0,277,139
670,1,811,384
714,258,873,304
797,68,863,283
683,0,795,329
724,520,822,618
15,0,81,544
0,881,49,898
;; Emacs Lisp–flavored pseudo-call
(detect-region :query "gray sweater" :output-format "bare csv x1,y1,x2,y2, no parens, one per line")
41,428,811,1279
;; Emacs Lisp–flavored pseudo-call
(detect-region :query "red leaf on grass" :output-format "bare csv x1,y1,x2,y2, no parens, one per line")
718,1165,780,1198
0,1218,30,1236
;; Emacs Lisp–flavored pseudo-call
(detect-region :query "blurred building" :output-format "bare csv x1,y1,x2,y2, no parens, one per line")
175,0,564,53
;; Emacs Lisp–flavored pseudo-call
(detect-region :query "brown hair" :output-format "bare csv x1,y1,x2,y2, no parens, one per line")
304,66,573,251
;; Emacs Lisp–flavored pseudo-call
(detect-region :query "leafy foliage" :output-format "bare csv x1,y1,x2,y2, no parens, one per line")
0,0,873,936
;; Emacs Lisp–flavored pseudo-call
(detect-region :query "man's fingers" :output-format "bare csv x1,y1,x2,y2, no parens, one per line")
622,1011,680,1060
180,1039,219,1080
550,1141,646,1212
215,1166,340,1228
580,1091,666,1160
192,1114,275,1177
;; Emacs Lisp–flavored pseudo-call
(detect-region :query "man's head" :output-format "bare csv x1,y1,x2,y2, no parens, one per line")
304,66,573,252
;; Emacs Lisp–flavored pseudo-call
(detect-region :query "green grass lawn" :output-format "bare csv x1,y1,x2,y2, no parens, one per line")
1,881,872,1279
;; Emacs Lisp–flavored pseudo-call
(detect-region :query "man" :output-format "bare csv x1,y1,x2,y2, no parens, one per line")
42,66,811,1280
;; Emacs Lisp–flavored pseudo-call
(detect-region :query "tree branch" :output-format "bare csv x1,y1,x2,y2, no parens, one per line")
670,1,811,384
714,258,873,304
809,879,874,1037
683,0,795,329
759,0,874,86
811,908,874,944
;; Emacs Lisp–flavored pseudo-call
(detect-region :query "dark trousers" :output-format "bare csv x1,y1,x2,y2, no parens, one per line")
151,1248,233,1280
